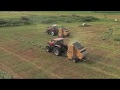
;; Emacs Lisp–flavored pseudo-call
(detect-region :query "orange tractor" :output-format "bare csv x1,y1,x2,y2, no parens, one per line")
45,38,88,63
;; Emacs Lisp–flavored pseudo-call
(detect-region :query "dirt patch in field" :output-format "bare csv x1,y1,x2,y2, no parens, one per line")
1,40,20,50
19,47,41,60
0,63,22,79
17,33,37,38
108,15,120,20
1,39,41,61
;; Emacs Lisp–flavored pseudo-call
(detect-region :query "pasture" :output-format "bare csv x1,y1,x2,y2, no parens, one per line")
0,11,120,79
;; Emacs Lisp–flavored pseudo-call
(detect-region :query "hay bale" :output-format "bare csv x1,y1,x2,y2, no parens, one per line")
82,23,86,26
115,19,118,21
79,23,91,27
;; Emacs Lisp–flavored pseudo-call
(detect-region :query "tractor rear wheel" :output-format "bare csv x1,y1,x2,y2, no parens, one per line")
45,46,51,52
53,47,61,56
51,31,55,36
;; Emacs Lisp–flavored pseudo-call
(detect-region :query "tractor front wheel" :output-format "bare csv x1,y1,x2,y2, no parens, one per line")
53,47,61,56
51,31,55,36
45,46,51,52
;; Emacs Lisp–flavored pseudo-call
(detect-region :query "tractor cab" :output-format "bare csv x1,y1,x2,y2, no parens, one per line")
48,38,64,46
47,26,58,31
51,25,58,31
48,40,55,46
46,24,59,36
46,38,67,56
53,38,64,45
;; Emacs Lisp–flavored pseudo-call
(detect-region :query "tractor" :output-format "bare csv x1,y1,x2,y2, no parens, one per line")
45,38,88,63
46,24,70,37
45,38,68,56
46,24,59,36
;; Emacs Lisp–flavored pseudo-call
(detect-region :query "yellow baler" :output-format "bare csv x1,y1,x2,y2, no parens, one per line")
58,28,70,37
67,42,88,63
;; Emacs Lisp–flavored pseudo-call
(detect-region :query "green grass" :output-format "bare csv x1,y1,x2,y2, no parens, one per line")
0,70,12,79
0,12,100,27
0,16,33,27
0,11,120,79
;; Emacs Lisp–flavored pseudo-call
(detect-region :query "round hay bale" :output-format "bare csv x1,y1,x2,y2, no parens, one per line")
82,23,86,26
115,19,118,21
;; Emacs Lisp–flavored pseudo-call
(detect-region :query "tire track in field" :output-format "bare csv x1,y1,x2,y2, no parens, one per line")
0,47,63,79
83,63,120,78
89,59,120,72
1,46,120,79
1,42,120,78
0,63,23,79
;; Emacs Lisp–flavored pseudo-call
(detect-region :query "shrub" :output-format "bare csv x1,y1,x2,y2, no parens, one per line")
81,16,99,22
71,14,80,17
21,16,30,21
30,15,100,24
0,17,32,27
60,15,69,17
64,20,72,23
0,19,7,24
114,38,120,42
41,18,57,24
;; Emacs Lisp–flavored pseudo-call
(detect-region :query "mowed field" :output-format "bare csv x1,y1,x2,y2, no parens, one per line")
0,11,120,79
